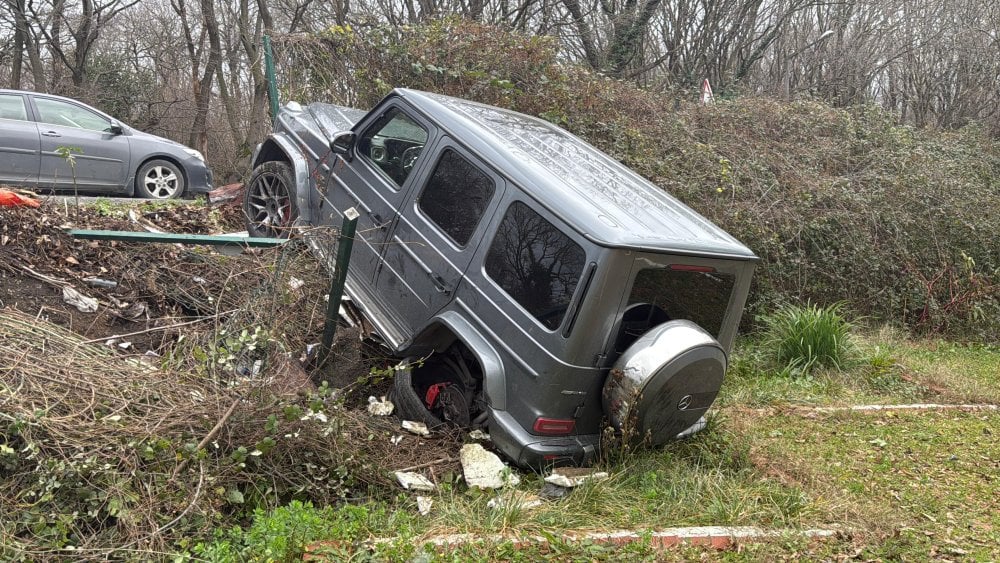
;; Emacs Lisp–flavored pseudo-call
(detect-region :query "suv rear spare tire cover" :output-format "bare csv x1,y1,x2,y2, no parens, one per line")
602,319,726,446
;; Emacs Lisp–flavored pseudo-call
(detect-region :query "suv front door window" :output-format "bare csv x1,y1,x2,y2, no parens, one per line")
358,107,428,188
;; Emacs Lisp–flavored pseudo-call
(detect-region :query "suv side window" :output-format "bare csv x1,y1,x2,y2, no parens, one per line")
419,148,496,247
486,201,586,330
357,107,428,188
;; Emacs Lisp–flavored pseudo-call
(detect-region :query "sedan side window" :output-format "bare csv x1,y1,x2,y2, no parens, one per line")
485,201,586,330
34,98,111,132
357,107,428,188
418,149,496,247
0,94,28,121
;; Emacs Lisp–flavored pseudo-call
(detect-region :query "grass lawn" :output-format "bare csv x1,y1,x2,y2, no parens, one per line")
204,333,1000,561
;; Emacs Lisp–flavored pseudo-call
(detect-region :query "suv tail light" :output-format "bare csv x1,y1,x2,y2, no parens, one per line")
533,417,576,435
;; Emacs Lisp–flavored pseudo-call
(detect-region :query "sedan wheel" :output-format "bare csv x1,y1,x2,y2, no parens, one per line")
136,159,185,199
244,161,297,238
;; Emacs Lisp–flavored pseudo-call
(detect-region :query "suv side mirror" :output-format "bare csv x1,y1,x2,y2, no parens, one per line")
330,131,356,161
108,120,124,135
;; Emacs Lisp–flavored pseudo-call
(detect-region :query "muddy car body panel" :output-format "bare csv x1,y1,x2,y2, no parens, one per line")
249,89,757,467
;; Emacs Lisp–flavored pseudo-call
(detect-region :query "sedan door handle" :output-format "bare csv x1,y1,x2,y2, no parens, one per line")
430,274,452,295
41,131,62,138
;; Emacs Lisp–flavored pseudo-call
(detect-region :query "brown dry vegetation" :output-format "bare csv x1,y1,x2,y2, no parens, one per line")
0,200,463,558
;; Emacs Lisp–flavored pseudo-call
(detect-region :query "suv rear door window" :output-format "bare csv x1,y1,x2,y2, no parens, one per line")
485,201,586,330
419,148,495,247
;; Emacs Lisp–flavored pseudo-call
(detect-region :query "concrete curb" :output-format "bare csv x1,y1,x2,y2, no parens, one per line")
412,526,841,550
791,403,998,413
307,526,842,558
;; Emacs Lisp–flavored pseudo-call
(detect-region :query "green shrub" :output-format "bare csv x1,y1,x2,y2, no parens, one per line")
761,303,854,375
192,501,411,562
273,20,1000,340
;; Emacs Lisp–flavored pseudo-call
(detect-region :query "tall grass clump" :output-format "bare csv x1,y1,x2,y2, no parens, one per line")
761,303,854,375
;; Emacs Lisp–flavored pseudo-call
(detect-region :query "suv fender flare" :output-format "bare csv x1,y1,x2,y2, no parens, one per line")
411,310,506,411
251,137,314,225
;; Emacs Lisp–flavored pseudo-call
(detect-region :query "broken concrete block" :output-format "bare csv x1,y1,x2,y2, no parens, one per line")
367,395,395,416
543,467,609,488
402,420,430,436
416,496,433,516
395,471,435,492
460,443,520,489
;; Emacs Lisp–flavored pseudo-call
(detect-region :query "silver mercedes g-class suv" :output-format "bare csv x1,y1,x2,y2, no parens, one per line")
245,89,757,468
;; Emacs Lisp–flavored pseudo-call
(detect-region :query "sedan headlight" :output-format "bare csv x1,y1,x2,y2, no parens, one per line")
183,147,205,162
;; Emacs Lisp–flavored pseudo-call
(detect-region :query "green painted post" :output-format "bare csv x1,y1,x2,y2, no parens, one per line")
319,207,360,366
263,34,279,123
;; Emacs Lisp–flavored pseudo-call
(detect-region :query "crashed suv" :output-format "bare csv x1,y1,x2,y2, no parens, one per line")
245,89,757,468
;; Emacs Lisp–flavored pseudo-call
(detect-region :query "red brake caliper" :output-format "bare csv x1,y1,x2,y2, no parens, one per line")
424,382,450,409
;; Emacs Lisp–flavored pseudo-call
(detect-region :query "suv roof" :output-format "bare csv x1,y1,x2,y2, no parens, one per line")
398,89,756,260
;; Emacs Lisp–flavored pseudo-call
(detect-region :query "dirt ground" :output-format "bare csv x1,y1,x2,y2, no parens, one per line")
0,196,242,349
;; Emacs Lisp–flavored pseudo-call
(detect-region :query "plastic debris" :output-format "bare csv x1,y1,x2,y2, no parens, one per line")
367,396,395,416
395,471,436,492
539,482,571,499
460,443,520,489
402,420,430,436
390,434,404,446
62,286,98,313
288,276,305,290
416,496,433,516
469,429,491,441
543,467,609,488
0,188,40,208
83,277,118,289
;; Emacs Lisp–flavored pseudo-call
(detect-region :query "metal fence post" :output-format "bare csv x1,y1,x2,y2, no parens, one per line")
318,207,359,366
263,34,279,123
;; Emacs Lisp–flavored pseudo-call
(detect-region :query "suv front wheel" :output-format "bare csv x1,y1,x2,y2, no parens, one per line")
244,161,298,238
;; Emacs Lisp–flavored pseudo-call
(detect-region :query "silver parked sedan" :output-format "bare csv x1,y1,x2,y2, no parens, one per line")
0,89,212,198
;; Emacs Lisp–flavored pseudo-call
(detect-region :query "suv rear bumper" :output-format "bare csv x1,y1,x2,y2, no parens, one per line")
488,409,599,469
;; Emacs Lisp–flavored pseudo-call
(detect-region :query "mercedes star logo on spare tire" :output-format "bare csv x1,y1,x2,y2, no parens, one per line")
677,395,692,411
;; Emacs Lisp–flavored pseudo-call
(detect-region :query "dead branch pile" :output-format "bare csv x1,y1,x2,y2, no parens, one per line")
0,205,466,559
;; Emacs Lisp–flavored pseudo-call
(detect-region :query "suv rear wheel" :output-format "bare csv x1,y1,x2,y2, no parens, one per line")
391,347,484,428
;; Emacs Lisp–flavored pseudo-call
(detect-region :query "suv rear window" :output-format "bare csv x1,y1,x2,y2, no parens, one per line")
631,267,734,336
485,202,586,330
612,265,734,354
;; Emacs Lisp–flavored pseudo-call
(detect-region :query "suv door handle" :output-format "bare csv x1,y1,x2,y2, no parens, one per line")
430,274,452,295
368,211,387,229
41,131,62,138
